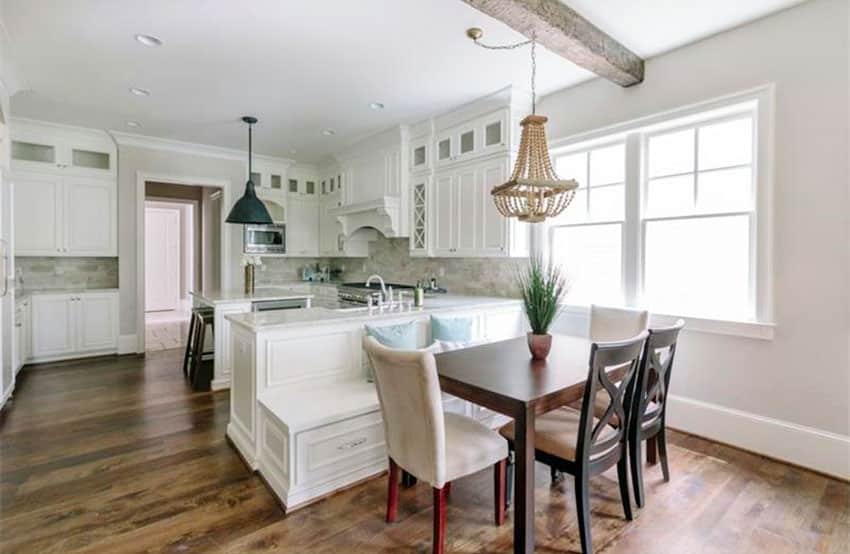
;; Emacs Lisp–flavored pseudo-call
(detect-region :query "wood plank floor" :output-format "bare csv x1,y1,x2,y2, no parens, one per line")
1,348,847,553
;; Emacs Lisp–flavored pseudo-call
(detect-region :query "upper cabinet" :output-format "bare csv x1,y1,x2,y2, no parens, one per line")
10,119,116,177
434,108,509,168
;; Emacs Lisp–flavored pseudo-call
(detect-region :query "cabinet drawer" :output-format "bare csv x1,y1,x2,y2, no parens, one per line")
295,411,386,486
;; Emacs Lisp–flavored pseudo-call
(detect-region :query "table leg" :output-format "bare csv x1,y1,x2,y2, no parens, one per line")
513,405,535,554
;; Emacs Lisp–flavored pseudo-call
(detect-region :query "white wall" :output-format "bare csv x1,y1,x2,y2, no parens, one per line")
117,145,243,343
543,0,849,477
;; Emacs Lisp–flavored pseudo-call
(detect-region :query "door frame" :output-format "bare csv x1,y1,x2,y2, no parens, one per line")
135,172,230,353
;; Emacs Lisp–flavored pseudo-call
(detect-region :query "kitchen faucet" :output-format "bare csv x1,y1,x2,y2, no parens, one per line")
365,274,387,300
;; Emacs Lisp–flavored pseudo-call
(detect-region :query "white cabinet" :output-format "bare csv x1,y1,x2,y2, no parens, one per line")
11,119,116,177
409,175,430,256
14,298,31,373
31,291,118,362
258,190,287,224
431,157,528,258
13,171,117,256
287,194,319,257
434,109,509,168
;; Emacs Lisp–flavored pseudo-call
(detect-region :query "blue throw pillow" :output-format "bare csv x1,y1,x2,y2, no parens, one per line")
365,321,419,350
430,316,473,343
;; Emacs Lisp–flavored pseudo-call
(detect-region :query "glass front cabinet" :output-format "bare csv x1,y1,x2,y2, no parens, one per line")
10,120,116,177
409,175,430,256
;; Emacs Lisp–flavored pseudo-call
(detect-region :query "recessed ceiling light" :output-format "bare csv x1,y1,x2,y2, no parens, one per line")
126,120,142,128
135,34,162,47
321,128,336,136
369,102,385,110
129,87,150,96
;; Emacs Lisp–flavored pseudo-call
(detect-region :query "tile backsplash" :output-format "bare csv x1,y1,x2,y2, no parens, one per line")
16,257,119,291
256,235,525,298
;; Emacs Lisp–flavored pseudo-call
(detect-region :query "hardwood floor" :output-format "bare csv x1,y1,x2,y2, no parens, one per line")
1,348,847,553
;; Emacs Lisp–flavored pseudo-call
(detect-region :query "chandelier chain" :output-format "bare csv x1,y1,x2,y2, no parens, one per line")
472,33,537,113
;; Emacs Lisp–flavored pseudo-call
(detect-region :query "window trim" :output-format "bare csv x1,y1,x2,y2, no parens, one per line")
543,84,776,339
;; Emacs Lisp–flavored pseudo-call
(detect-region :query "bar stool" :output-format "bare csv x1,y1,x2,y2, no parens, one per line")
186,308,215,390
182,307,213,378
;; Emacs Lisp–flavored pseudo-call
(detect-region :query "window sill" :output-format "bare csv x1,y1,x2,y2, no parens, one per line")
556,304,775,341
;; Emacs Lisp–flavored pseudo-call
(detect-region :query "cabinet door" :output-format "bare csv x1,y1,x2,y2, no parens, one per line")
433,173,455,255
77,293,118,352
455,168,477,255
13,173,64,255
32,295,75,358
319,199,339,256
409,179,428,255
287,196,319,256
65,178,116,255
478,159,508,255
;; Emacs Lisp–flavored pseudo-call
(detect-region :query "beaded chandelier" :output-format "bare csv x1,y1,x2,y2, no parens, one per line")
468,28,577,223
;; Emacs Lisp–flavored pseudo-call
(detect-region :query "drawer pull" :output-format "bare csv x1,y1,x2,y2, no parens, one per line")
337,437,367,451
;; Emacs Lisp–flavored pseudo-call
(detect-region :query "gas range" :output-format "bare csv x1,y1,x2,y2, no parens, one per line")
337,282,416,304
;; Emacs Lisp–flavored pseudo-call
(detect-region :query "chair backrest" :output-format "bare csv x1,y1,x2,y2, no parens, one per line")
576,332,648,470
362,336,447,487
589,305,649,342
632,320,684,435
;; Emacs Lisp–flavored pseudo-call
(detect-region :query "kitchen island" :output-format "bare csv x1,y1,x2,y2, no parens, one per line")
190,286,322,390
225,295,525,511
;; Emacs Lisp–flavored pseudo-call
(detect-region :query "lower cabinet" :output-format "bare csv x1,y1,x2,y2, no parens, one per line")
31,291,118,362
14,298,31,374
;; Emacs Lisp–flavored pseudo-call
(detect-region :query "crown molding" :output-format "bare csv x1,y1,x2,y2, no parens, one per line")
109,130,295,166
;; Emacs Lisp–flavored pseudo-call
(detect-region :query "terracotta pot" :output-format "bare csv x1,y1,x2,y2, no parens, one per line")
527,332,552,360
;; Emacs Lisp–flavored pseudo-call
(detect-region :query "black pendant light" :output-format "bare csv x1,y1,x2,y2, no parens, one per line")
226,116,273,225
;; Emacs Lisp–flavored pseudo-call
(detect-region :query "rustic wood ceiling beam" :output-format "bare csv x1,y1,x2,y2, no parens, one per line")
462,0,644,87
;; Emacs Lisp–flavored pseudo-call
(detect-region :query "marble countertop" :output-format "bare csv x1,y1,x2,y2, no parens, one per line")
226,294,522,332
190,287,315,306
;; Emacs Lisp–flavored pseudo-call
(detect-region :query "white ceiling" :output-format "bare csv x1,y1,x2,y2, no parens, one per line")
4,0,806,162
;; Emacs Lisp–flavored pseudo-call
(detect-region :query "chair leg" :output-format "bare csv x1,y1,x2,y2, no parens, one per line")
646,435,658,465
386,458,399,523
505,450,514,509
617,455,633,521
494,458,506,526
658,428,670,482
630,432,646,509
188,314,203,385
182,312,196,378
575,474,593,554
433,486,448,554
444,481,452,498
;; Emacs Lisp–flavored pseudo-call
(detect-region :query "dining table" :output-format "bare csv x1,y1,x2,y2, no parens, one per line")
434,333,599,554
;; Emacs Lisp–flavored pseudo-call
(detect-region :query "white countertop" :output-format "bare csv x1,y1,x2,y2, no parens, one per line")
226,294,522,332
190,287,315,306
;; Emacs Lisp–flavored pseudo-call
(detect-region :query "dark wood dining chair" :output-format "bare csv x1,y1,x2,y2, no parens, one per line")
629,320,684,508
363,336,508,554
500,332,647,554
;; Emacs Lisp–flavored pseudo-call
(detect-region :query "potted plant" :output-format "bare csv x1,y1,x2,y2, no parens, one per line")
516,257,568,360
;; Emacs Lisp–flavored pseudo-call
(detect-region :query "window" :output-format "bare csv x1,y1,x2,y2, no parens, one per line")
547,94,768,324
550,142,626,305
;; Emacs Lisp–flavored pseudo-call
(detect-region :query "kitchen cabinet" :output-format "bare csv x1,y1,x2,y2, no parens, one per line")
409,175,430,256
14,297,31,374
31,290,118,362
11,119,116,178
319,193,342,256
434,109,509,168
431,157,528,258
287,194,319,257
13,171,117,256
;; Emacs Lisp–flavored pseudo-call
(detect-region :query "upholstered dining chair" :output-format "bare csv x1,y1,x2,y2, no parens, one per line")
589,305,649,342
363,336,509,554
500,332,648,554
629,320,684,508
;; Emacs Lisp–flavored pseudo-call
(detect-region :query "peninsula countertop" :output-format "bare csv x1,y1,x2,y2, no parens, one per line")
190,287,315,306
225,295,522,332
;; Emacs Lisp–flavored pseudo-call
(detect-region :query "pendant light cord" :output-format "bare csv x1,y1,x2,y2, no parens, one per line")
248,123,253,178
471,32,537,114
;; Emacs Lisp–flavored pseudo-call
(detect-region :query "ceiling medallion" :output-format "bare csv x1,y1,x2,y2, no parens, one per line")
468,28,577,223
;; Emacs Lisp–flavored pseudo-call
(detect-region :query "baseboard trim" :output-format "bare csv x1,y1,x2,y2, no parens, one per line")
0,382,14,412
211,378,231,391
118,334,138,355
667,394,850,480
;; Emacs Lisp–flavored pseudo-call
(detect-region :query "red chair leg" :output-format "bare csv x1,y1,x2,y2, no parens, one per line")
494,458,507,526
387,458,399,523
433,486,447,554
444,481,451,498
647,435,658,465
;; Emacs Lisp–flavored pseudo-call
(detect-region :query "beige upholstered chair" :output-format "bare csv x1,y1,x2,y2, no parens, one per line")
589,305,649,342
363,336,508,554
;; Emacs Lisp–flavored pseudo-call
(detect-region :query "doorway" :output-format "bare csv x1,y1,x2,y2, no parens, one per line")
143,182,221,352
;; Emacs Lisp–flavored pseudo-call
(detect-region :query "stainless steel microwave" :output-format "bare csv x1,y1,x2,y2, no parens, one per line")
244,224,286,254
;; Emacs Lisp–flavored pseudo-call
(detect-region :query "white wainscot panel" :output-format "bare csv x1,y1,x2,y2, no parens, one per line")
265,330,356,388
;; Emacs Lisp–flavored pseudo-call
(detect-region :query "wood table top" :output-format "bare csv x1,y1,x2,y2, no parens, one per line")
435,334,594,406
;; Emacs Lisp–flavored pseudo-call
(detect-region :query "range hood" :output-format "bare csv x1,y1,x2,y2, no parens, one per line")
330,196,402,238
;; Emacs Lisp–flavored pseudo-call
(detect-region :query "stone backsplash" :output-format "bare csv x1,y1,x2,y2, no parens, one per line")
256,235,525,298
16,257,119,291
